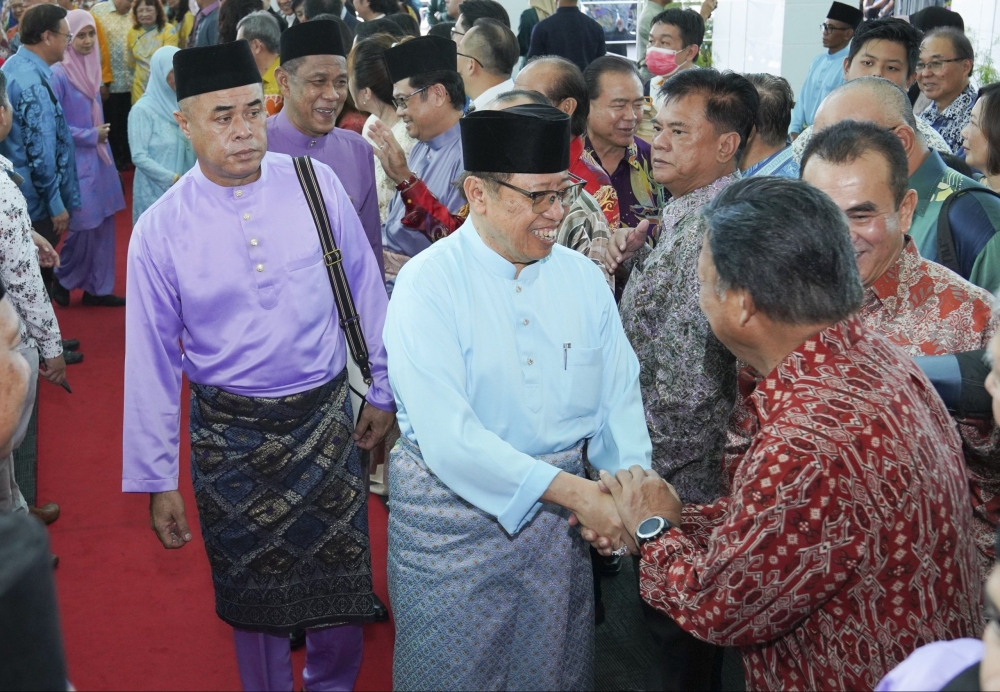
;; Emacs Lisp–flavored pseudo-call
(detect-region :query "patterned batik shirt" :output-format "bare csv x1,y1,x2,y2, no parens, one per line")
919,84,977,156
0,155,61,359
91,3,134,94
642,317,982,692
584,135,669,230
618,172,739,503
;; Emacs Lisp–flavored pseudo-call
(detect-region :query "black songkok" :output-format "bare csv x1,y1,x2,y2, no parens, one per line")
173,41,263,102
280,19,345,63
827,1,863,29
461,104,571,174
384,35,457,84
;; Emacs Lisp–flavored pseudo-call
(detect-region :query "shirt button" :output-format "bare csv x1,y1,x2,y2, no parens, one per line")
235,190,243,197
250,239,258,247
256,264,264,272
243,212,251,220
309,140,316,148
516,285,522,293
527,358,533,365
523,319,529,326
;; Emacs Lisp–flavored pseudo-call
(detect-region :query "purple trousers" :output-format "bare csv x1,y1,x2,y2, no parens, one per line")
233,625,363,692
55,214,116,296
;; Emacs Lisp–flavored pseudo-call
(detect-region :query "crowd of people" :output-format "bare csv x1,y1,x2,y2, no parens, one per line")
3,0,1000,690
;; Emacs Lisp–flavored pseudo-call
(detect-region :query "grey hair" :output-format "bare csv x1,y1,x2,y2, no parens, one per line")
701,176,863,324
830,76,919,132
236,10,280,54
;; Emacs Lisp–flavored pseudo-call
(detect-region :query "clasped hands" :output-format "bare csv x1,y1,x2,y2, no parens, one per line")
569,466,682,557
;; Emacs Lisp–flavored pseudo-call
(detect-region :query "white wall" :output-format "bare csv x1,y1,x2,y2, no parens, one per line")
952,0,1000,87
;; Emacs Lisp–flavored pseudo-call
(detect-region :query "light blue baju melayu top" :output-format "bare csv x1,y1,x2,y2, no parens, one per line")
383,219,652,535
789,44,850,135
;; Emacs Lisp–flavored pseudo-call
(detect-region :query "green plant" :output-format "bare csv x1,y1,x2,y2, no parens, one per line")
968,29,1000,86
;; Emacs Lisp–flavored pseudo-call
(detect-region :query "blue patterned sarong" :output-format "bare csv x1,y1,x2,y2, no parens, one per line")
388,436,594,691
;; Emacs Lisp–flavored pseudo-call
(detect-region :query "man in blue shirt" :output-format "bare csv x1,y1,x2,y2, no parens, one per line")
0,4,80,294
525,0,606,72
789,1,862,139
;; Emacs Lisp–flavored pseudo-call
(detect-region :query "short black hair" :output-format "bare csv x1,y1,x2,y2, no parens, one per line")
348,33,396,106
659,69,759,158
354,16,407,40
386,11,420,37
303,0,342,19
702,176,863,324
428,21,454,39
583,55,640,101
924,27,974,79
909,6,964,32
367,0,403,17
464,18,518,77
847,18,923,78
744,73,794,147
650,8,703,48
524,55,589,138
457,0,508,28
490,89,549,107
19,4,67,46
408,70,466,110
978,82,1000,177
801,119,910,208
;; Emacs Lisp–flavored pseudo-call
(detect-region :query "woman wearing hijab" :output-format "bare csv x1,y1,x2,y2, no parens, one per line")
127,45,194,223
49,9,128,307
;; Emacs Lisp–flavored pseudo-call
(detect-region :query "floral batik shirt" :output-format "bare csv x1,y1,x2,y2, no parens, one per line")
919,83,977,156
643,317,982,692
584,135,668,230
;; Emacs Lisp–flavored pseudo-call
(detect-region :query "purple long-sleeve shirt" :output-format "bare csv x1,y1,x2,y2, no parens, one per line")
122,152,393,493
266,110,384,278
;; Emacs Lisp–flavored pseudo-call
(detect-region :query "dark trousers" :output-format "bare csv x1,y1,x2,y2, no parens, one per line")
633,556,723,691
31,217,57,289
103,92,132,170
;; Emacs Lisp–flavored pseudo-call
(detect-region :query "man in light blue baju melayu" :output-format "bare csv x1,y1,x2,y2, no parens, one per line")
383,104,652,691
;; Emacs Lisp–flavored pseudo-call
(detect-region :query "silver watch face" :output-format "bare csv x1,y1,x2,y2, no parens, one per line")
637,516,665,539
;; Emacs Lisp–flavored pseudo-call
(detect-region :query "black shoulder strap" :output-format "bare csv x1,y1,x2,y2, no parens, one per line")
937,186,1000,276
292,155,373,385
940,662,981,692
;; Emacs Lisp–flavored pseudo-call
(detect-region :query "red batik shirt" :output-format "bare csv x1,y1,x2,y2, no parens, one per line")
643,317,982,692
570,136,621,229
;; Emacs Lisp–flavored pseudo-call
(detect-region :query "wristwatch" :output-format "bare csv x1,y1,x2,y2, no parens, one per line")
635,516,674,546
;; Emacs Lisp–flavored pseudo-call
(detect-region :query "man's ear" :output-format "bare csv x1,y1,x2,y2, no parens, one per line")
275,66,291,98
174,106,191,140
464,175,490,216
738,289,758,329
554,96,576,118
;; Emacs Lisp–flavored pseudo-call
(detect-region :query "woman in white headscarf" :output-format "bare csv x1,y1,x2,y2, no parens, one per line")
127,45,194,223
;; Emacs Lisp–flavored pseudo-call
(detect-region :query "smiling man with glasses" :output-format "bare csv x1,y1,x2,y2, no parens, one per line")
383,103,650,691
789,1,862,140
917,27,977,156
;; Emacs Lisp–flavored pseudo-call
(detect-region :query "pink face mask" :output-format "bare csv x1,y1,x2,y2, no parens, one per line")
646,46,681,76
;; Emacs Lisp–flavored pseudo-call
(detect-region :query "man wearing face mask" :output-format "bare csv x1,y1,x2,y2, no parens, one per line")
267,20,382,276
645,8,701,110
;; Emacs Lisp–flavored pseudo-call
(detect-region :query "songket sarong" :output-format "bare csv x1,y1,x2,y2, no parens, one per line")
189,371,375,635
388,436,594,691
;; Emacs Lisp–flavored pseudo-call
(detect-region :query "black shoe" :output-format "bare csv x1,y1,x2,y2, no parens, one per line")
61,339,80,352
373,594,389,622
598,554,622,577
49,281,70,307
82,292,125,307
289,629,305,651
64,350,83,365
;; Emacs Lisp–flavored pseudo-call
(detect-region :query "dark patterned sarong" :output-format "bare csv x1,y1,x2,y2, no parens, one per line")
189,372,374,635
388,436,594,691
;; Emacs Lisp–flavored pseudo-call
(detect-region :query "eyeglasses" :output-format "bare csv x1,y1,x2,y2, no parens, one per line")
915,57,966,73
51,31,73,40
451,27,465,39
820,23,850,32
456,51,482,68
486,174,585,214
392,85,430,110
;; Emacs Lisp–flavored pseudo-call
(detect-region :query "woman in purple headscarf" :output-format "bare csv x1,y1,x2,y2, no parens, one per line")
49,9,127,307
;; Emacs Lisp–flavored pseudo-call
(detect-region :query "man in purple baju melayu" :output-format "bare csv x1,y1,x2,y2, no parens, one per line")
121,41,396,691
267,20,384,278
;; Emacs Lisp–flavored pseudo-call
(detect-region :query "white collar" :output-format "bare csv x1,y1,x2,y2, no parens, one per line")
472,78,515,111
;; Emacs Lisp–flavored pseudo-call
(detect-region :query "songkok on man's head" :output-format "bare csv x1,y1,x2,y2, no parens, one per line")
384,35,457,84
461,104,571,174
280,19,345,63
173,41,263,102
827,1,863,29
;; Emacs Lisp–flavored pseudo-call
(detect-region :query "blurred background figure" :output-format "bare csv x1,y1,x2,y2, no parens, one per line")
49,9,126,308
962,83,1000,191
164,0,193,47
127,45,193,222
217,0,263,44
237,10,282,114
92,0,136,169
189,0,219,46
126,0,177,104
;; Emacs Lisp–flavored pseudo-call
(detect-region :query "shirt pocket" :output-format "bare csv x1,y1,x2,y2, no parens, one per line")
561,346,603,419
286,252,322,272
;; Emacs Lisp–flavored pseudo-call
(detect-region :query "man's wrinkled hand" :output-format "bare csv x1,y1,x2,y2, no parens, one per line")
569,485,639,556
150,490,192,549
367,119,414,185
605,219,649,274
353,404,396,452
51,210,69,236
32,231,59,268
599,466,682,542
39,354,66,385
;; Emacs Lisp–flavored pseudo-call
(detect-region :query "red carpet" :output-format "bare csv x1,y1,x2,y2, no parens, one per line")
36,172,395,691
